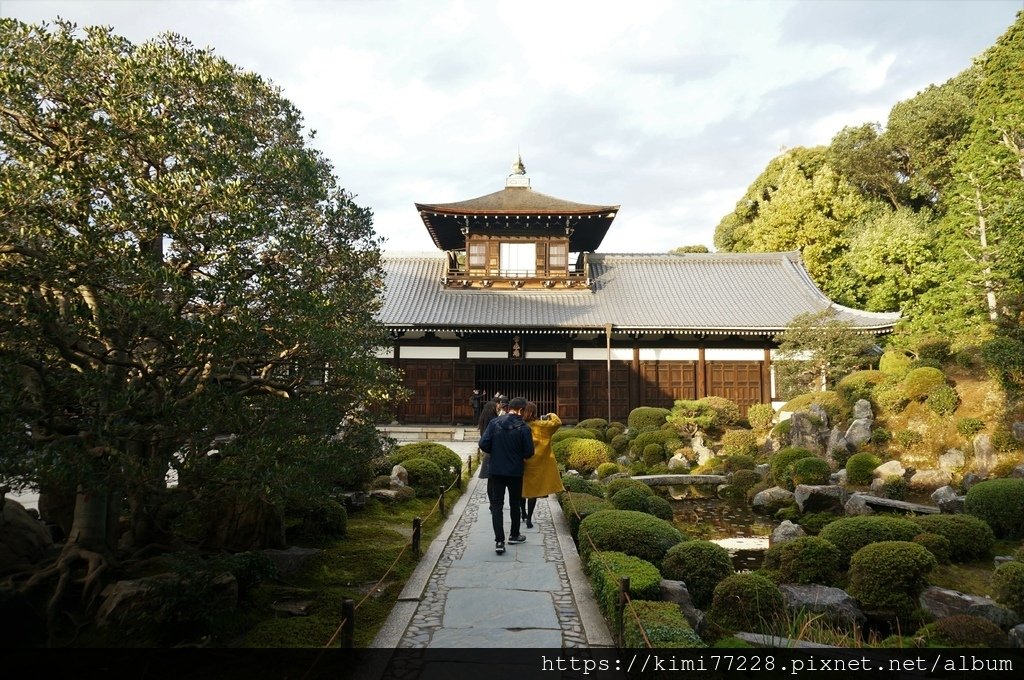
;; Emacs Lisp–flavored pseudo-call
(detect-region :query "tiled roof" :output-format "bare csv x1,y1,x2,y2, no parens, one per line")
415,186,618,215
378,251,900,334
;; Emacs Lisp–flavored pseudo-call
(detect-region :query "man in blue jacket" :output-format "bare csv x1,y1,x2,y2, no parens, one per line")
478,396,535,554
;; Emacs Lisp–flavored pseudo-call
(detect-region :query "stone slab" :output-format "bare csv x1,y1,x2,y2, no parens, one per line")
442,587,559,629
446,560,561,591
428,627,563,648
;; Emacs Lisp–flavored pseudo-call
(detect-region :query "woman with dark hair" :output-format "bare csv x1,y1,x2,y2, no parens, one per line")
519,401,565,528
477,399,500,479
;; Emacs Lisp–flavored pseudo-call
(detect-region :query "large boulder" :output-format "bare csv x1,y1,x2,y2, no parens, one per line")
931,486,965,514
973,434,997,475
909,469,953,491
789,412,825,453
1011,623,1024,648
852,399,873,421
873,460,906,479
692,434,715,466
844,419,873,449
1,498,53,575
660,579,706,634
769,520,806,547
794,485,848,513
751,486,794,515
844,493,874,516
939,449,965,473
667,454,690,472
97,572,238,628
779,584,865,630
826,428,851,466
390,464,409,487
919,586,1021,630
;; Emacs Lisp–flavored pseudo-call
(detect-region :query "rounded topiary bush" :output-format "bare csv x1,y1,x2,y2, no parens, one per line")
644,495,674,521
604,477,654,498
791,457,831,487
399,457,444,497
596,462,619,480
627,407,671,431
709,573,785,633
836,370,886,405
911,514,995,562
964,478,1024,539
391,442,463,485
902,366,947,400
731,469,760,492
796,511,838,535
746,403,775,432
769,447,815,488
915,614,1006,648
623,600,705,648
630,429,678,458
610,433,630,454
611,487,653,512
817,515,920,567
587,551,663,630
661,540,734,607
762,535,841,586
552,427,598,445
912,532,951,565
844,452,882,486
642,443,666,467
723,453,756,473
879,350,913,377
926,385,959,416
848,541,936,617
992,560,1024,615
720,429,758,458
699,396,742,428
565,439,613,474
873,383,909,414
578,509,684,566
561,474,605,498
578,418,609,431
558,492,614,540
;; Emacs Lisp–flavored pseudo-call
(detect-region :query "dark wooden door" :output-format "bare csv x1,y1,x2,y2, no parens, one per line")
453,363,476,425
579,362,630,423
706,361,762,416
640,361,697,409
556,362,580,424
399,360,454,423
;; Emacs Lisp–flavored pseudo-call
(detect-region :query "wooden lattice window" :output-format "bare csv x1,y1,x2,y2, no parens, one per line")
549,243,567,269
468,242,487,268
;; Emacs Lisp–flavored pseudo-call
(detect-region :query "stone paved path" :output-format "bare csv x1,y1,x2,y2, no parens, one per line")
373,439,612,649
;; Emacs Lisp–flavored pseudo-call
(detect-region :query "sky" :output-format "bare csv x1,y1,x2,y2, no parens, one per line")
4,0,1023,254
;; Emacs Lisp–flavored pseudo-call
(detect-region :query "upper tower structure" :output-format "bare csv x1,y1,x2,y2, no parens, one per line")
415,157,620,289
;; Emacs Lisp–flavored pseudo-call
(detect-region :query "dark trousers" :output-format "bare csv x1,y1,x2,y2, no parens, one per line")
487,474,522,542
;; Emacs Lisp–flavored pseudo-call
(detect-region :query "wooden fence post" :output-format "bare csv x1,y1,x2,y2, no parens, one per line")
341,599,355,648
439,485,446,516
412,516,422,556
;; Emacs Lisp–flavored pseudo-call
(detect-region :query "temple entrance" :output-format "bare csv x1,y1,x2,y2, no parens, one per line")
475,363,557,416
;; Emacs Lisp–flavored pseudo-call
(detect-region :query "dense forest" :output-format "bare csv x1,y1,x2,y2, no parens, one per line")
713,12,1023,371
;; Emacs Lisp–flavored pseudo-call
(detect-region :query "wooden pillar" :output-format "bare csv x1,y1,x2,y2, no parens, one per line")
697,346,707,399
761,347,773,404
630,343,641,413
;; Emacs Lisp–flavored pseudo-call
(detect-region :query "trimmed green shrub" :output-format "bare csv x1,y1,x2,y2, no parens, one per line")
791,457,831,487
642,443,666,467
578,418,609,430
391,442,463,486
915,337,951,365
992,561,1024,615
796,511,838,535
587,551,663,631
565,439,613,474
720,429,758,458
926,385,959,416
762,536,841,585
604,477,654,498
769,447,815,488
558,492,614,540
845,452,882,486
561,474,605,498
629,429,678,458
981,336,1024,394
731,469,760,492
848,541,936,617
879,350,913,377
661,540,734,607
881,475,908,500
709,573,785,633
578,510,684,566
596,462,619,480
584,427,607,442
818,515,920,567
836,370,886,405
873,383,909,414
644,495,674,521
699,396,741,427
399,458,444,497
627,407,671,431
610,433,630,453
606,425,624,440
902,366,947,400
910,514,994,562
623,600,705,648
915,614,1006,647
912,532,951,565
746,403,775,432
291,498,348,540
611,487,653,512
552,427,598,444
723,453,756,473
871,428,892,445
780,391,849,423
894,429,923,449
667,399,718,434
964,478,1024,540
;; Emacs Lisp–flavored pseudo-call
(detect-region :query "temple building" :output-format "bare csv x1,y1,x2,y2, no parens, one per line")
376,157,899,425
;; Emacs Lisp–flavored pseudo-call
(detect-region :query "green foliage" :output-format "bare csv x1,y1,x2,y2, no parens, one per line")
391,443,463,486
746,403,776,432
925,385,959,416
836,370,886,405
700,397,742,427
720,430,759,458
791,457,831,487
643,495,675,521
915,337,953,364
289,497,348,541
558,492,614,540
769,447,815,487
992,561,1024,615
709,573,785,634
964,478,1024,539
623,600,705,648
870,428,892,445
796,512,839,535
915,614,1006,647
642,443,667,467
578,418,609,430
879,350,914,377
873,383,910,414
629,429,678,458
667,399,717,433
596,462,620,480
902,367,948,400
981,337,1024,395
817,515,920,567
723,453,756,473
762,535,841,585
610,433,630,453
604,477,654,498
561,474,606,499
773,311,878,397
559,439,612,474
844,452,882,485
552,427,598,444
881,475,908,501
611,487,653,512
780,391,849,423
587,551,663,632
912,532,951,565
911,514,995,562
848,541,936,618
893,429,924,449
399,458,444,497
627,407,671,431
661,540,734,607
578,510,684,566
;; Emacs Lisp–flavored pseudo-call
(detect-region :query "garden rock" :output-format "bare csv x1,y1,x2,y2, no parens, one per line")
667,455,689,472
789,412,824,453
660,579,706,634
844,493,874,516
808,404,830,428
751,486,794,514
1013,421,1024,442
919,586,1021,630
691,435,715,465
779,584,865,629
852,399,873,421
262,546,321,578
830,469,847,485
1011,623,1024,648
826,428,850,464
794,485,848,513
962,472,987,490
909,469,952,490
390,465,409,487
844,419,872,449
97,572,238,628
615,456,631,467
872,460,905,479
755,463,770,479
1011,464,1024,479
769,520,805,547
931,486,965,514
972,434,997,475
937,449,964,473
1,498,53,574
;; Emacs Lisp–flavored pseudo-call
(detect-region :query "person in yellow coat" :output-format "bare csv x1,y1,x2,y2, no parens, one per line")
519,402,566,529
